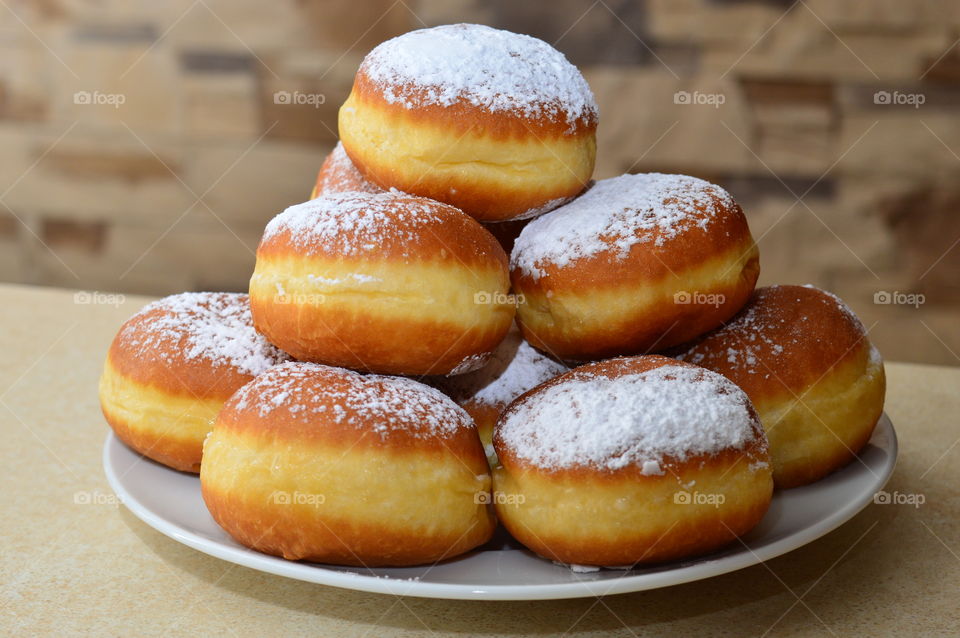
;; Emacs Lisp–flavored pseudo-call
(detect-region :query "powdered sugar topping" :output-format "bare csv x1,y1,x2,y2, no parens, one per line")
497,363,759,472
262,191,449,256
315,142,382,195
677,285,868,377
512,195,575,221
440,329,568,407
511,173,737,279
118,292,288,376
447,353,492,377
232,362,472,440
361,24,597,130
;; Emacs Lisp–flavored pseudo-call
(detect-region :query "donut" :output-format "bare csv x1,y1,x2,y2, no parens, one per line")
200,362,495,566
310,141,383,199
433,328,568,464
310,141,529,254
249,190,515,376
674,285,886,489
338,23,598,222
99,292,289,473
492,355,773,568
510,173,760,361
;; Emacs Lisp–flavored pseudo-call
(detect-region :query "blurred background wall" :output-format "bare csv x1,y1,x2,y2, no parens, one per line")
1,0,958,365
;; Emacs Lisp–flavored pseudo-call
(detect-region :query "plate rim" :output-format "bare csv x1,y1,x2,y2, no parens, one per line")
103,415,898,601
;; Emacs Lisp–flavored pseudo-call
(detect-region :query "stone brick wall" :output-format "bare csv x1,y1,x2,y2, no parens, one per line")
1,0,958,365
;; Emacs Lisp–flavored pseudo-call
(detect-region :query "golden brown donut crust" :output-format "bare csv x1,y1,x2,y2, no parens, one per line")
675,285,886,488
340,71,597,222
200,364,496,566
216,366,486,455
309,142,529,255
311,141,383,199
459,403,498,453
511,177,760,360
100,364,215,474
250,192,514,375
678,285,871,398
100,293,287,473
493,355,773,567
202,479,492,566
107,302,251,401
255,192,508,266
350,70,596,138
494,443,772,566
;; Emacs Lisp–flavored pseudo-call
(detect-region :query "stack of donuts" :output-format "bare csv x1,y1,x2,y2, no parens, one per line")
100,23,886,569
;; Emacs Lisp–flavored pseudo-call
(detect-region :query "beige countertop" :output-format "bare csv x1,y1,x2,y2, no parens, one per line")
2,283,958,637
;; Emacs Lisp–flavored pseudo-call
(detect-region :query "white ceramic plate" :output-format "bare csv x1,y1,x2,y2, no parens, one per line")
103,415,897,600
